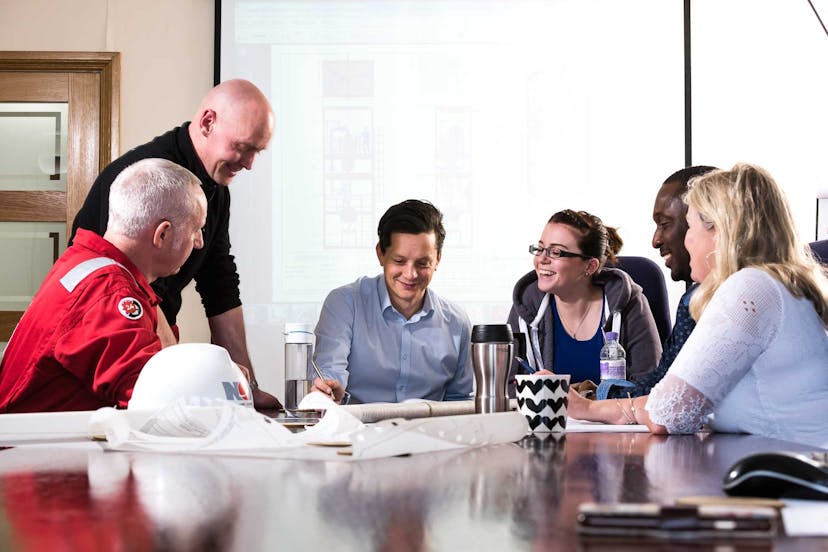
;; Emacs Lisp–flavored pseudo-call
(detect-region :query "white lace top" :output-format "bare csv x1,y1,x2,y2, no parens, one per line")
646,268,828,448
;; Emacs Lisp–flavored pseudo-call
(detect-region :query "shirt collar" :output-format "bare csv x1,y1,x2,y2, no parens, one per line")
377,275,434,321
680,283,699,306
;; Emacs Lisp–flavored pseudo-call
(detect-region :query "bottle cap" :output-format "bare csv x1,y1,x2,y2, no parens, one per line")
284,322,315,344
471,324,514,343
605,331,618,340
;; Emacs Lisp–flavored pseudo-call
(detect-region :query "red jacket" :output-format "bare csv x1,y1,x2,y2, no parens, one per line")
0,230,161,412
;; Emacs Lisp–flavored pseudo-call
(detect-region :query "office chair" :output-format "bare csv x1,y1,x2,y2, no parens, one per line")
611,256,672,345
810,240,828,264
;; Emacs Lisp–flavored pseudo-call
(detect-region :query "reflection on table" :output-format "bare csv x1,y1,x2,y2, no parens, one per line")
0,431,824,551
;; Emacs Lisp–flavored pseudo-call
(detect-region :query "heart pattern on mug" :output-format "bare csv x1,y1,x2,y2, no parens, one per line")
526,414,567,431
515,377,570,395
516,396,568,414
515,374,570,433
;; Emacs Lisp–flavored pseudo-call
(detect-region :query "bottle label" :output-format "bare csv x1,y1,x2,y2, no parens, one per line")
599,359,626,381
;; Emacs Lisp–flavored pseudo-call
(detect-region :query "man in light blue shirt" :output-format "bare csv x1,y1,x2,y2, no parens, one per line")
311,200,473,404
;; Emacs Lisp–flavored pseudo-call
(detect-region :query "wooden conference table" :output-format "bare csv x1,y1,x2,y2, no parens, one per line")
0,425,824,551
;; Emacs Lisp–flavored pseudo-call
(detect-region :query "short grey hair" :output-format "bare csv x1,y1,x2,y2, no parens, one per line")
108,158,205,238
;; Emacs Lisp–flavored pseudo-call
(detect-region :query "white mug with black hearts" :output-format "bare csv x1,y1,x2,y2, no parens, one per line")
515,374,570,432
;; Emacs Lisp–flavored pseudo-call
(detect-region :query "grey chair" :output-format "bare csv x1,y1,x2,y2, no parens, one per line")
611,256,672,345
810,240,828,264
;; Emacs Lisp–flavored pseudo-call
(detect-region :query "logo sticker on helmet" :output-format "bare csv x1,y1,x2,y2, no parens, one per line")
118,297,143,320
237,381,250,401
222,381,252,403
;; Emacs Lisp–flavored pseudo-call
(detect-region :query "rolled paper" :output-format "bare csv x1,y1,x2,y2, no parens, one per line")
339,399,519,423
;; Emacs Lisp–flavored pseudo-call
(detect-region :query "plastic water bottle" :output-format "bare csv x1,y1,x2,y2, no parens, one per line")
599,331,626,381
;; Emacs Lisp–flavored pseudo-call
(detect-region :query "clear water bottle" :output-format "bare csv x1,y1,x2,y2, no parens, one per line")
599,331,627,381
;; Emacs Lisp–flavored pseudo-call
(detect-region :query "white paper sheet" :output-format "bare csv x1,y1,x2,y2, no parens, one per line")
566,418,650,433
91,398,528,461
0,410,95,443
350,412,529,459
781,499,828,536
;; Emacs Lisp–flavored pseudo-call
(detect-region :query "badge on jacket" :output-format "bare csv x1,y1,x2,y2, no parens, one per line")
118,297,143,320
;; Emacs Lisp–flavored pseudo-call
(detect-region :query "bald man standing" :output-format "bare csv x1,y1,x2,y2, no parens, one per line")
71,79,280,409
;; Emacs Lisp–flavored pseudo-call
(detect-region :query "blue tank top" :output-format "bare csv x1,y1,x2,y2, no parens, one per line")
551,296,604,383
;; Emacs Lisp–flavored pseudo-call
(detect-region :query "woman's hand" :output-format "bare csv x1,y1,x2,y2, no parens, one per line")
566,387,592,420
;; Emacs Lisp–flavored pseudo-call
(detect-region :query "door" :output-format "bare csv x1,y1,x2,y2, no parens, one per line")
0,51,120,347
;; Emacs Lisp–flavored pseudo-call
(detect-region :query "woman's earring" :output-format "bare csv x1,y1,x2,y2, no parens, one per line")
704,249,717,270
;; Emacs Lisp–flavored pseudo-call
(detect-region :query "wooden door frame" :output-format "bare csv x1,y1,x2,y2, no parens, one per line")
0,51,120,226
0,51,120,341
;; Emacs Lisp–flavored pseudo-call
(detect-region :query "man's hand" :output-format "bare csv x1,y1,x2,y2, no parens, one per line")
208,307,283,410
236,362,282,410
311,377,346,404
252,387,282,410
571,379,597,399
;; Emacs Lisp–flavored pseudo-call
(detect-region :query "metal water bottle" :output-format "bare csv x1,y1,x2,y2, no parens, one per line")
472,324,514,414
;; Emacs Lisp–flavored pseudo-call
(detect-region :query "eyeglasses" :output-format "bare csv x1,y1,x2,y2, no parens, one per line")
528,244,592,260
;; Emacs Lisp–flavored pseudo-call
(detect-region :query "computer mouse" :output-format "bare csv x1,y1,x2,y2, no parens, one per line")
723,451,828,500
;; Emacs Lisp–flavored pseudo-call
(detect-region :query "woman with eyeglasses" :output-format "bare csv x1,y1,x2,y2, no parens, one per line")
567,164,828,447
507,209,662,388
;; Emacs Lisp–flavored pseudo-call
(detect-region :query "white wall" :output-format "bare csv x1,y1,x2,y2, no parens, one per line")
693,0,828,241
0,0,214,347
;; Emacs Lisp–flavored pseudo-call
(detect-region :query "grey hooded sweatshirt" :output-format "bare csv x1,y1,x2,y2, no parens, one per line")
507,267,662,385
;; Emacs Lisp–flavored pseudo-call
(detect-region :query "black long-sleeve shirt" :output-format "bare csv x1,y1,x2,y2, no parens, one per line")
70,123,241,326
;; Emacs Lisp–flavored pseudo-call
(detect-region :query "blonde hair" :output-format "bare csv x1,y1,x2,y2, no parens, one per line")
684,163,828,325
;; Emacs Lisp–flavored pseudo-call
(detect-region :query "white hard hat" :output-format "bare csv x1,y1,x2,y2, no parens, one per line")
129,343,254,410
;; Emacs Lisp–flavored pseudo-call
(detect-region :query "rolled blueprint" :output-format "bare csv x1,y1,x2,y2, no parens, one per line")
339,399,519,423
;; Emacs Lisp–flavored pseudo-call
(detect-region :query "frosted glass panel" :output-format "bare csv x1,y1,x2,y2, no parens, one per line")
0,222,65,310
0,102,68,191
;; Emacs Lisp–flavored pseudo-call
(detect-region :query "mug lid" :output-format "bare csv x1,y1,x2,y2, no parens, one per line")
471,324,513,343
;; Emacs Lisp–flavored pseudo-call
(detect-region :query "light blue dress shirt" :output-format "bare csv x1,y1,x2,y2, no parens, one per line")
313,275,473,404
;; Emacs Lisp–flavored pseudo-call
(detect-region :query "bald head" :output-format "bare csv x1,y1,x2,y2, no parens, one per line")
189,79,274,185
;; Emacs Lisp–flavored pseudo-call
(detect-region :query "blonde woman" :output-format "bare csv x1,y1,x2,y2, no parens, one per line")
568,163,828,448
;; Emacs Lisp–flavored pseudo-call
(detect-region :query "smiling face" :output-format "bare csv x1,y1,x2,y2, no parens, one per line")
684,205,717,283
190,80,275,186
652,180,692,283
533,222,595,295
197,106,273,186
377,232,441,319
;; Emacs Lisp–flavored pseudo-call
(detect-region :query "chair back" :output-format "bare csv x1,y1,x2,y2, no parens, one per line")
611,256,672,345
810,240,828,264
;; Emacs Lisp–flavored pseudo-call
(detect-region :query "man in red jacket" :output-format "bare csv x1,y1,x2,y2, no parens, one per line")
0,158,207,412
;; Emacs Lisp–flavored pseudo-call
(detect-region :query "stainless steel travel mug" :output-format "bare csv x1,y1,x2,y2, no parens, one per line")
472,324,514,414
